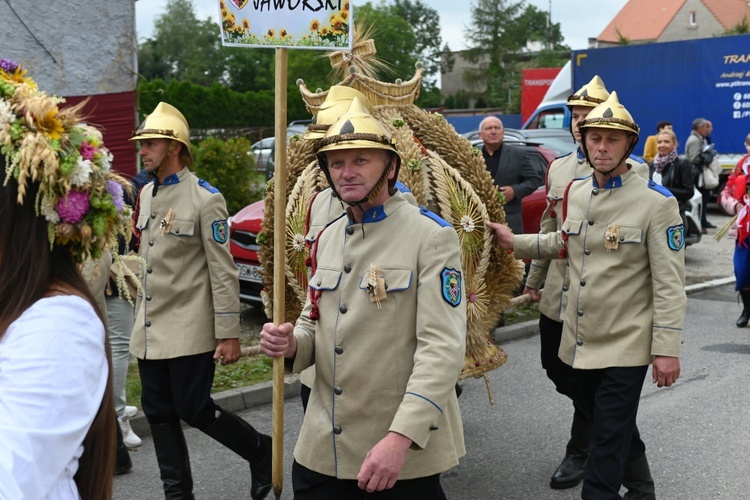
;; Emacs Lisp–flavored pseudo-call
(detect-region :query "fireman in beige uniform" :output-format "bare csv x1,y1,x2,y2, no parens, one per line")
489,92,685,500
130,103,271,500
261,99,465,499
523,76,649,490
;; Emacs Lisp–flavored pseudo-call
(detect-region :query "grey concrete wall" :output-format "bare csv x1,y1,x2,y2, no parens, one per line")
0,0,137,96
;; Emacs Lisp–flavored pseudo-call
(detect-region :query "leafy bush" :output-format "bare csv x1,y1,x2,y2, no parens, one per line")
192,136,265,215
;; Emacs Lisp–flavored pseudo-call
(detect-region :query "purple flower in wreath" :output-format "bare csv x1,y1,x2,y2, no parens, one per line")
0,59,20,73
80,141,97,160
56,190,90,224
107,180,125,212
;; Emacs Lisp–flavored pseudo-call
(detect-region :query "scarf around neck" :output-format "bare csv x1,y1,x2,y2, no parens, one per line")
653,149,678,173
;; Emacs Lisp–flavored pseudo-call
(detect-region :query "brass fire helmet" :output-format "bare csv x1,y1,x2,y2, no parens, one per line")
579,91,640,170
130,102,192,166
316,97,401,204
303,86,373,140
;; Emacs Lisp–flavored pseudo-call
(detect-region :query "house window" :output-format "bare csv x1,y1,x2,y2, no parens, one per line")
689,11,697,26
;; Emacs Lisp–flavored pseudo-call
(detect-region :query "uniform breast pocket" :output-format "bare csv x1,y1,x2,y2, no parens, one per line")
561,217,584,238
358,267,413,297
600,224,643,255
168,219,195,237
309,268,342,292
136,213,150,232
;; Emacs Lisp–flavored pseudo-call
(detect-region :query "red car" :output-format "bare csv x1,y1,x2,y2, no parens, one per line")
228,200,265,304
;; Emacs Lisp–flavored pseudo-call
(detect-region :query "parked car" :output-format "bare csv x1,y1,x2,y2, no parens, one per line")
249,137,274,172
465,128,577,158
228,200,265,304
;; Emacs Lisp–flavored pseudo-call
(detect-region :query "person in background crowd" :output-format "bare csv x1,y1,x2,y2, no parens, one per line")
489,92,686,500
0,58,133,499
642,120,673,163
478,116,543,234
718,132,750,327
130,102,272,499
261,99,466,499
685,117,716,231
649,129,694,228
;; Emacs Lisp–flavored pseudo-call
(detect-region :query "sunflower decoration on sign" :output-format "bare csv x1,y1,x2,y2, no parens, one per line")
258,30,524,402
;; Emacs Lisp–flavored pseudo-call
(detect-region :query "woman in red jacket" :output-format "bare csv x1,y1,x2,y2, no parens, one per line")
718,132,750,326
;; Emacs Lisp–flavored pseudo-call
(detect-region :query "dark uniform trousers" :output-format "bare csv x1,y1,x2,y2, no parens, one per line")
539,314,592,422
138,351,218,430
572,365,649,499
292,461,447,500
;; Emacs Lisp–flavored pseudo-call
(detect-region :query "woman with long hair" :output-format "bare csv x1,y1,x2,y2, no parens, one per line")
0,58,132,499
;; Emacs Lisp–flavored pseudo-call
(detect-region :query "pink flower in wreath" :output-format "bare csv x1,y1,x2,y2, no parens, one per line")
80,141,97,160
56,190,90,224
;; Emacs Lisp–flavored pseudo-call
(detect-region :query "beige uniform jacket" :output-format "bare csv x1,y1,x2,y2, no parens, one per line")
515,168,686,369
130,168,240,360
300,185,418,387
526,153,649,322
291,191,466,479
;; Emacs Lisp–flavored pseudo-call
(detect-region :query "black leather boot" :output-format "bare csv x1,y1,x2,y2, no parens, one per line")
114,415,132,475
737,290,750,327
550,414,591,489
622,453,656,500
202,409,272,500
150,422,195,500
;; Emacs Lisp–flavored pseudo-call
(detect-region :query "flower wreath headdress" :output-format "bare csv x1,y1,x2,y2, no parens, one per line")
1,58,136,292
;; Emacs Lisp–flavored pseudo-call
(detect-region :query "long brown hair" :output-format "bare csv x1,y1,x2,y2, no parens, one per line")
0,165,115,499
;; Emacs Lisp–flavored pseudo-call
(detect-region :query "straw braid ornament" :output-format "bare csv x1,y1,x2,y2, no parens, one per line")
258,43,524,398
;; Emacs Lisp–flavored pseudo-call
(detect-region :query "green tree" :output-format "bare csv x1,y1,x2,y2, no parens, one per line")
392,1,443,86
724,16,749,35
139,0,225,85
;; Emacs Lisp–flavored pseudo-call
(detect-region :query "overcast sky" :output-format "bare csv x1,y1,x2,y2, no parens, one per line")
135,0,628,51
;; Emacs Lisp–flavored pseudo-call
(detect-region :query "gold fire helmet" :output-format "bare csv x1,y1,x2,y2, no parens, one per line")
130,102,192,166
317,97,397,155
579,91,640,137
567,75,610,109
303,86,373,140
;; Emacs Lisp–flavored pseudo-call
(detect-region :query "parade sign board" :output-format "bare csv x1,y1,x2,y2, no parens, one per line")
218,0,352,50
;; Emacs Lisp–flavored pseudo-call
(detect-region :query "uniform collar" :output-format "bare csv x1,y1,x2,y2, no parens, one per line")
347,191,407,225
162,167,189,186
593,166,637,189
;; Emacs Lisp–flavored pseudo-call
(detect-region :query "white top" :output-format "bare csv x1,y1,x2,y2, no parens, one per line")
0,296,107,500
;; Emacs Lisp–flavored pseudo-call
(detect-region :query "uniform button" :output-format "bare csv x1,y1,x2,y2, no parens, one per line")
592,189,599,195
175,228,180,234
146,295,152,301
150,213,156,219
317,280,322,286
429,425,439,430
333,425,342,435
619,235,625,241
562,286,568,292
584,249,591,255
577,309,584,317
588,219,594,226
335,346,344,355
149,240,154,246
145,321,152,327
147,267,153,274
344,264,352,273
346,226,354,235
580,280,586,287
576,339,583,346
334,386,343,395
339,305,347,314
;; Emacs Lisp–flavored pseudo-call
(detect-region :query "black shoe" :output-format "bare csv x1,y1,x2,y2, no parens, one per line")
738,311,749,328
115,447,133,475
249,434,273,500
550,453,587,489
703,221,716,228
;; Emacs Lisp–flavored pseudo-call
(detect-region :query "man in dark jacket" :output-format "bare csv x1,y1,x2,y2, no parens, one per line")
478,116,543,234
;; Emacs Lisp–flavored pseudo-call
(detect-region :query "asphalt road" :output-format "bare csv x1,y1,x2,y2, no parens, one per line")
115,207,748,499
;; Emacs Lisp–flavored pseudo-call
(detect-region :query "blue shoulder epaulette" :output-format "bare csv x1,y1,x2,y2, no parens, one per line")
198,178,220,194
648,180,674,197
628,153,646,164
395,180,412,194
555,151,574,161
419,206,451,227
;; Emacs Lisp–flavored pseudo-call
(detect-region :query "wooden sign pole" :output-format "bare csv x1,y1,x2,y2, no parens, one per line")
271,46,288,500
